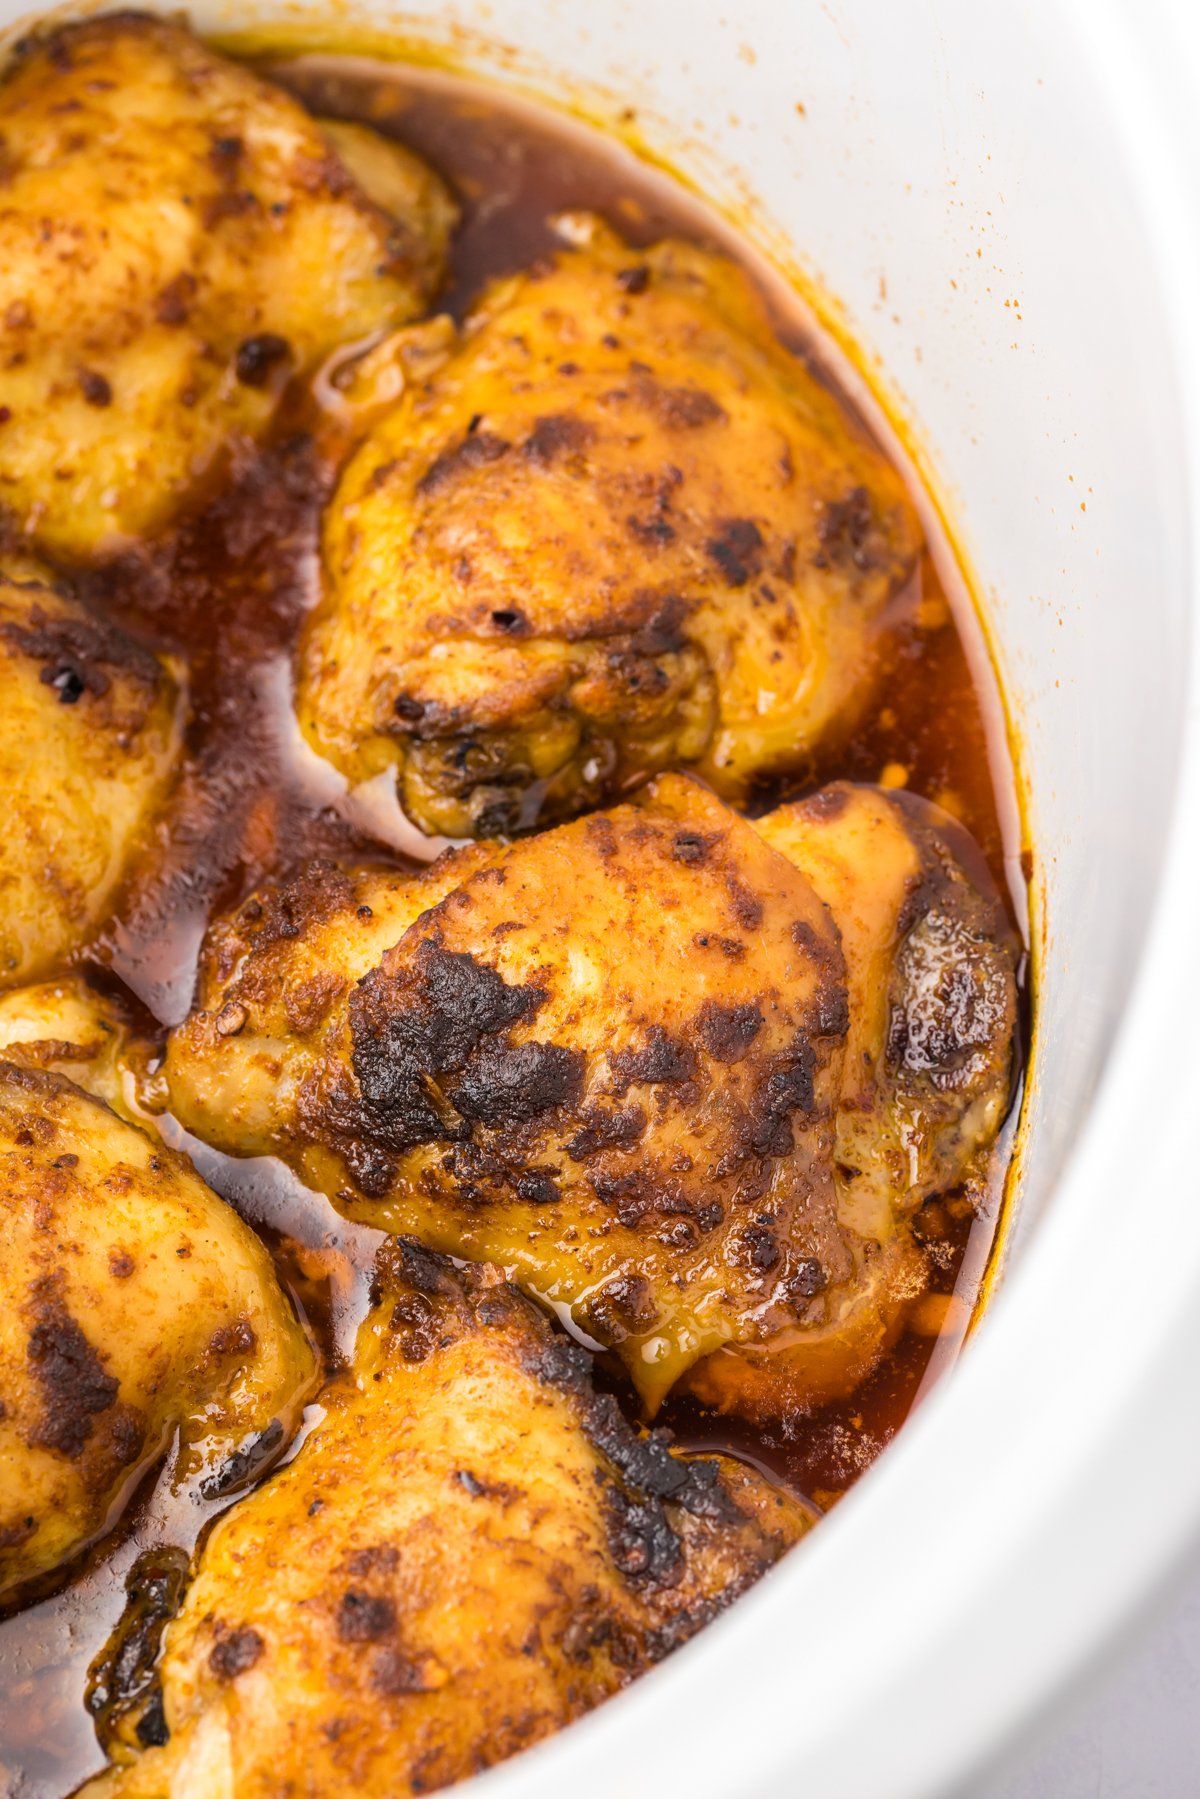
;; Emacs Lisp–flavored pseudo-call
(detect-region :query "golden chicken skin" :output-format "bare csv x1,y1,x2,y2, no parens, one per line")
165,773,853,1412
165,773,1016,1419
81,1243,808,1798
0,569,181,985
0,1063,317,1608
297,213,922,837
759,783,1018,1218
0,14,456,561
0,975,146,1119
684,781,1019,1420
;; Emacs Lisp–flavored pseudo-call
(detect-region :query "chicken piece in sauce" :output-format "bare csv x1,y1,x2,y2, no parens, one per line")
0,975,147,1120
0,14,456,561
687,781,1018,1421
0,568,180,985
80,1242,808,1799
164,774,1016,1417
0,1054,317,1608
296,214,922,837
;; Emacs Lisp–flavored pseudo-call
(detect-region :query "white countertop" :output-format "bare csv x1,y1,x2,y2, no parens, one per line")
980,1548,1200,1797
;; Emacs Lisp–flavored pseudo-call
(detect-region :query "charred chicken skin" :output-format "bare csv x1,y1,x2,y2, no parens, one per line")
689,781,1019,1419
166,774,848,1412
0,1058,316,1608
296,215,922,837
165,775,1017,1418
82,1243,808,1799
0,13,456,562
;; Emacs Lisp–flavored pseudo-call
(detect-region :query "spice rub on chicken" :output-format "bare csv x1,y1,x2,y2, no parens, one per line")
165,774,849,1411
165,773,1017,1418
0,568,181,985
81,1244,808,1799
686,781,1019,1421
0,1059,317,1609
0,13,456,562
0,975,146,1119
295,213,922,838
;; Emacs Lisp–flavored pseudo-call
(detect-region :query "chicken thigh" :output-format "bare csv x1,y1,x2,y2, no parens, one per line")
297,214,922,837
0,14,456,561
685,782,1019,1419
166,774,1016,1417
759,783,1017,1217
0,1063,316,1607
81,1243,808,1799
0,568,181,985
0,975,146,1119
166,775,849,1411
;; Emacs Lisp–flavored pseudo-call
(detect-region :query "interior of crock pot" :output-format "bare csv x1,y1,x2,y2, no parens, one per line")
0,2,1190,1795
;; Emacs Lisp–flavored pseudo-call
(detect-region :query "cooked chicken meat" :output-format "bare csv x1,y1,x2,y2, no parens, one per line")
685,781,1018,1419
82,1243,808,1798
165,773,1016,1417
0,1063,317,1606
0,15,456,561
0,569,180,985
165,774,848,1411
296,214,922,837
760,783,1017,1217
316,118,455,298
0,976,145,1119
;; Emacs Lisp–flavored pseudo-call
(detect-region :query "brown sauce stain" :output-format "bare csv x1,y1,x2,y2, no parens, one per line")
0,56,1029,1799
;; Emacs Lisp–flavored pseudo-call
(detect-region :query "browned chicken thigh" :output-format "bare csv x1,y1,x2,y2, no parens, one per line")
166,774,849,1411
82,1243,808,1799
0,567,181,985
165,774,1016,1418
0,976,146,1118
297,215,922,836
0,14,455,561
688,782,1018,1419
0,1055,316,1607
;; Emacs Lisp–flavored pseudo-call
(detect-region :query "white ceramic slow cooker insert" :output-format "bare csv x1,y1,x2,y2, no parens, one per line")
6,0,1199,1793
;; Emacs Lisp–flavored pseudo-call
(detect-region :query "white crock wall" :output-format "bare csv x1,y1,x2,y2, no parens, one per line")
4,1,1198,1792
